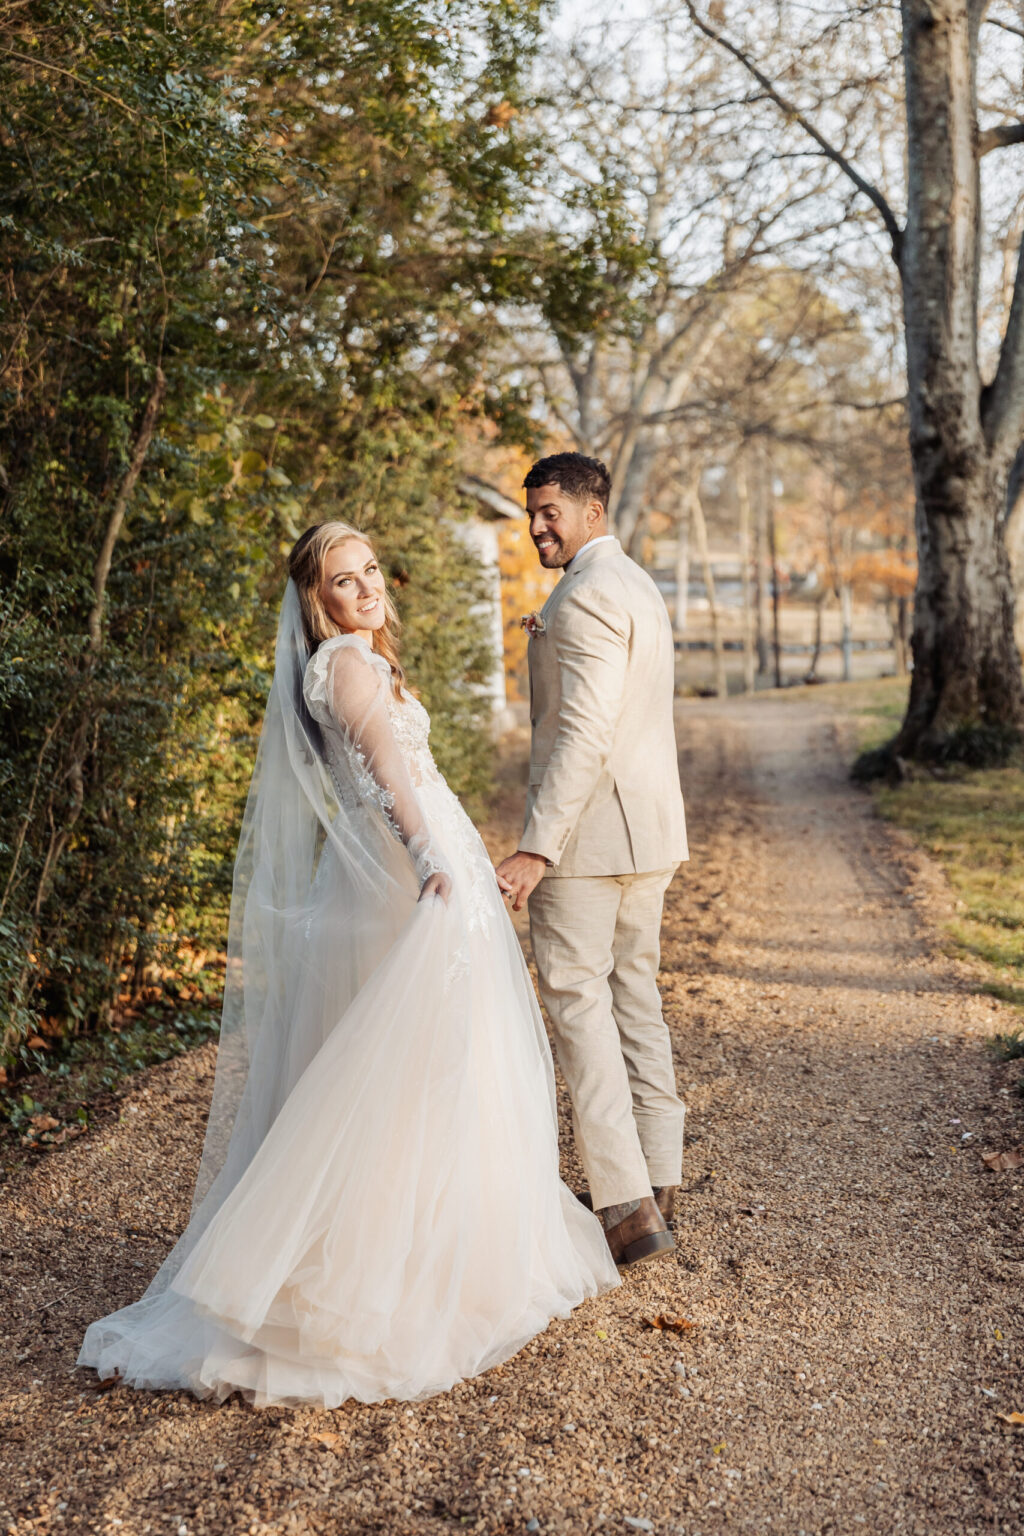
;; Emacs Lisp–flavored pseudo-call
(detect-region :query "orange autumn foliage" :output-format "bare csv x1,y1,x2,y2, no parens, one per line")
498,519,557,701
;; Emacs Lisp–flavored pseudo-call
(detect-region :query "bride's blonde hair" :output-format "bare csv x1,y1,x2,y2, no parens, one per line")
288,521,405,699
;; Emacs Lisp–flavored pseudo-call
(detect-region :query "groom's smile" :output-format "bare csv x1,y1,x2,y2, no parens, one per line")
526,481,606,568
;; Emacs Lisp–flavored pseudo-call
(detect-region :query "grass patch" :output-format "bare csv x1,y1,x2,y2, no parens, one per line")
983,981,1024,1009
874,766,1024,996
802,676,1024,1015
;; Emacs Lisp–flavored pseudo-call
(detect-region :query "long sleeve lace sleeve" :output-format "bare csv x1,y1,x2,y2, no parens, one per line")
319,643,448,887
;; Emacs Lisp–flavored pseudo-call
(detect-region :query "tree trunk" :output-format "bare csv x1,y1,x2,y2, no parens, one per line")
895,0,1024,754
673,504,690,642
613,437,658,553
687,469,728,697
87,368,166,651
1006,444,1024,660
898,461,1023,747
625,502,653,563
807,594,825,682
609,317,730,548
736,451,756,693
889,595,910,676
754,454,770,675
767,477,782,689
896,595,910,676
839,580,853,683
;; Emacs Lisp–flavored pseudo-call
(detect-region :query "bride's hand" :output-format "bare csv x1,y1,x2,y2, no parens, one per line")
419,871,452,906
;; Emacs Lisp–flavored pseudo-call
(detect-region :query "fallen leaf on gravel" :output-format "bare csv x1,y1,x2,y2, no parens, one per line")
981,1150,1024,1172
594,1329,608,1341
312,1432,341,1448
642,1314,696,1334
29,1114,59,1131
51,1125,86,1145
85,1371,121,1393
996,1412,1024,1425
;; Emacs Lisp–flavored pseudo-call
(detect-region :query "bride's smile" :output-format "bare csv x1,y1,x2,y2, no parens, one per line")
322,538,389,639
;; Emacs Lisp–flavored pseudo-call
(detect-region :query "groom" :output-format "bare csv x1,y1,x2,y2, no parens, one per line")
496,452,688,1270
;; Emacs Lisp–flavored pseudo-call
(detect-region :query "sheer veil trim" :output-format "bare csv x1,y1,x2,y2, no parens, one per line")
122,584,424,1291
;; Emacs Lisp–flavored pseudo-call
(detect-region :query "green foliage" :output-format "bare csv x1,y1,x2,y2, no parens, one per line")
988,1027,1024,1063
1,0,609,1093
1,1000,222,1144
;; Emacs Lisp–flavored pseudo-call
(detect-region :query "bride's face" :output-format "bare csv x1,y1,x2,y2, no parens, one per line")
321,539,388,634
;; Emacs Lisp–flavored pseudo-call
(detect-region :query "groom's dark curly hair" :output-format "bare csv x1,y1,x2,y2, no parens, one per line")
523,452,611,513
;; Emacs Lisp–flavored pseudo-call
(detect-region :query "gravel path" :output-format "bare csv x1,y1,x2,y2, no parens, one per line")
2,696,1022,1536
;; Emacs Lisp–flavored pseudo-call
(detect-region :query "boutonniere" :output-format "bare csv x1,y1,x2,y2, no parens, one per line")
520,611,546,637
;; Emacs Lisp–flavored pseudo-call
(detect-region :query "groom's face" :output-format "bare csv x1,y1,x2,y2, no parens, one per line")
526,483,605,569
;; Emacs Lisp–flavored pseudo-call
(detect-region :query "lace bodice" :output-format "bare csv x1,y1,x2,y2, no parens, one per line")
305,636,444,779
303,634,447,883
375,682,444,790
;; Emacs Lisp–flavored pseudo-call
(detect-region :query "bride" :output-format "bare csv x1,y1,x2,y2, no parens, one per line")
78,520,618,1408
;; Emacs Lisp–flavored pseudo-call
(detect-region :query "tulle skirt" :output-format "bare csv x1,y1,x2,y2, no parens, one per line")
78,797,619,1407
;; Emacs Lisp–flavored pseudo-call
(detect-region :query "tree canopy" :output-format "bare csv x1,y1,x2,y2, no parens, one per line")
0,0,613,1062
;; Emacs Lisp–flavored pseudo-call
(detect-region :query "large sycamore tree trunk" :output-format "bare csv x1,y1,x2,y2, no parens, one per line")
896,0,1024,754
688,0,1024,760
1004,444,1024,659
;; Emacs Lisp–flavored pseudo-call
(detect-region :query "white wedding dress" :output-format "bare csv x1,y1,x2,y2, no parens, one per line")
79,589,618,1408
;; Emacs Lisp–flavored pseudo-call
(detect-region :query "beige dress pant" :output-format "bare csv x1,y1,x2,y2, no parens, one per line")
528,867,684,1211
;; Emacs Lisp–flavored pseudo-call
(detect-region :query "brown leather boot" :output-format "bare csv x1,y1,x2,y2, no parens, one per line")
601,1196,675,1268
653,1185,678,1229
579,1187,678,1227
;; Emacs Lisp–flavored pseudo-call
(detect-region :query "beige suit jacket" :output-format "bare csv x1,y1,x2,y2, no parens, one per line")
520,537,688,876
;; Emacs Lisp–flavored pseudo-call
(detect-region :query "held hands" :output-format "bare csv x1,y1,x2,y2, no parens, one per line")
419,871,453,905
495,851,548,912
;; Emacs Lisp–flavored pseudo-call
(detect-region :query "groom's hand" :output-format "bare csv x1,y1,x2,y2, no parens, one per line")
495,851,548,912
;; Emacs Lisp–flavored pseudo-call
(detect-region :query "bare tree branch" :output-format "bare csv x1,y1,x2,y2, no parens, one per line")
979,122,1024,154
829,394,909,411
87,368,167,651
984,15,1024,39
982,232,1024,454
681,1,905,263
0,46,138,116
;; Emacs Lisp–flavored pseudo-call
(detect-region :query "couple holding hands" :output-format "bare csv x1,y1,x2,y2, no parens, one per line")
79,451,689,1409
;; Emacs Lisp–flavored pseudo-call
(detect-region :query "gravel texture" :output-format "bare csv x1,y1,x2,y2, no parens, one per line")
1,695,1022,1536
